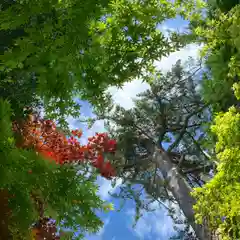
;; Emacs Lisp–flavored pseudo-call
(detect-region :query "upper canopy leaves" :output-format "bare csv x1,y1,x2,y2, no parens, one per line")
0,0,183,121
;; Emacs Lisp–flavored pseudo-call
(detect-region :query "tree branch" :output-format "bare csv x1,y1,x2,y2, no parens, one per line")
167,104,210,152
182,164,213,174
185,131,211,160
167,123,202,132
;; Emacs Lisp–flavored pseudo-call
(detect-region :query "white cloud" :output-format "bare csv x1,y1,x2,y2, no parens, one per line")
154,43,200,72
87,120,106,134
159,22,189,36
80,120,106,144
66,116,106,144
108,79,150,110
97,176,122,200
108,43,201,110
126,206,175,240
66,115,78,130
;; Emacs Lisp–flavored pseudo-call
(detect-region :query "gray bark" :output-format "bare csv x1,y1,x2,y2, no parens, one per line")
153,148,212,240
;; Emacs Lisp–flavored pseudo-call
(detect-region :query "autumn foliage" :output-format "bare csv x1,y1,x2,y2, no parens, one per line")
6,114,118,239
13,114,117,179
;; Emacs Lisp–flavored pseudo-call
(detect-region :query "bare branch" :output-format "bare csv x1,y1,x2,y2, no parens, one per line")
182,164,213,174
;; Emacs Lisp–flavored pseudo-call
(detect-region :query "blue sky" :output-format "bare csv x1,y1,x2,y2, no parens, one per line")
67,17,200,240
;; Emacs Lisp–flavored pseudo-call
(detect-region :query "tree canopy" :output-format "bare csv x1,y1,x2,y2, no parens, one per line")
1,0,240,239
1,0,191,238
0,0,186,127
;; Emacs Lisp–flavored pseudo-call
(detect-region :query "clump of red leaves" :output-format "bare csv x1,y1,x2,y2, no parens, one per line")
12,114,117,179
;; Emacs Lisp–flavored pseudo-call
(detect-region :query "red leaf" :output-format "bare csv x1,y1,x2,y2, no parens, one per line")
13,114,117,179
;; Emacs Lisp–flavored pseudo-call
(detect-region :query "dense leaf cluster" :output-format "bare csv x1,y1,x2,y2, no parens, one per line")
192,87,240,239
189,1,240,239
0,0,182,125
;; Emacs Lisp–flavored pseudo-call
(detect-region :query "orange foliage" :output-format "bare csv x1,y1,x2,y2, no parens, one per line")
6,114,117,239
12,114,117,179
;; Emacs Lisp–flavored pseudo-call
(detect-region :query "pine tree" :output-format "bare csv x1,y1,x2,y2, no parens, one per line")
92,60,215,239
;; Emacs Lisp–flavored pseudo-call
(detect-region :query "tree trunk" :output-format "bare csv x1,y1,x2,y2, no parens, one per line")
153,148,212,240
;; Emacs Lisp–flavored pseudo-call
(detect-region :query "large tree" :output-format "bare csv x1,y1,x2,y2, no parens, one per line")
91,59,217,239
91,3,240,230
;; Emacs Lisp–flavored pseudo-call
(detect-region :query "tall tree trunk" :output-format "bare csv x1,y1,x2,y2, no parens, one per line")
153,148,212,240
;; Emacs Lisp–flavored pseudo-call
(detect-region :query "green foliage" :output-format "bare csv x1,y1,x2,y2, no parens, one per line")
0,72,42,121
233,82,240,100
192,99,240,239
174,0,206,22
193,4,240,112
188,2,240,238
0,98,110,238
209,0,240,13
3,0,240,239
0,0,181,123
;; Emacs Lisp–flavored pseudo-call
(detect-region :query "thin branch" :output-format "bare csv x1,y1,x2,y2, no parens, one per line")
102,115,162,153
167,123,202,132
167,103,210,152
177,154,185,170
153,198,173,213
182,164,213,174
185,131,211,161
188,173,205,187
134,122,156,145
152,160,158,188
